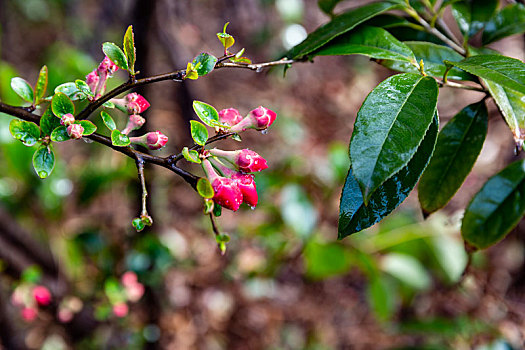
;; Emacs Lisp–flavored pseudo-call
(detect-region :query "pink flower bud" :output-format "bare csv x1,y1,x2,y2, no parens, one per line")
99,56,119,75
218,108,243,127
86,70,99,94
21,307,38,322
112,302,129,318
58,309,74,323
229,106,277,133
125,283,145,302
121,271,138,288
33,286,52,306
202,159,243,211
60,113,75,126
130,131,168,150
11,287,24,307
125,93,151,114
232,173,258,208
122,115,146,135
67,123,84,139
209,148,268,173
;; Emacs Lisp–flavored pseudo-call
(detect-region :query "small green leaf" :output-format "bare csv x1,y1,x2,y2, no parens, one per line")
102,101,115,109
21,265,42,284
9,119,41,146
217,22,235,51
350,73,438,204
190,120,208,146
111,129,131,147
34,65,48,104
102,42,129,71
204,198,214,214
76,120,97,135
11,77,34,103
461,159,525,249
32,144,55,179
444,55,525,95
75,79,94,98
52,92,75,117
132,217,146,232
197,178,214,199
192,53,218,76
50,126,71,142
182,147,201,163
213,203,222,217
40,107,61,136
101,111,117,131
123,25,136,74
418,101,488,215
482,3,525,44
55,82,83,100
192,100,220,127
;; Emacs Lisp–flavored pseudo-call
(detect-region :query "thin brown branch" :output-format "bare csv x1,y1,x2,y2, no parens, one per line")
135,156,149,217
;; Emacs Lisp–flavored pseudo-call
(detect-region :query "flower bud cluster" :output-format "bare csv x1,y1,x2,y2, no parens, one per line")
11,284,52,322
218,106,276,133
111,271,145,318
86,56,119,100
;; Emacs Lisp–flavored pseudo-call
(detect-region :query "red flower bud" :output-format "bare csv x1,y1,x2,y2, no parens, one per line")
86,70,99,94
209,148,268,173
229,106,277,133
21,307,38,322
218,108,243,127
125,93,151,114
232,173,258,208
202,159,243,211
60,113,75,126
112,302,129,318
67,123,84,139
130,131,168,150
99,56,119,75
122,115,146,135
33,285,52,306
121,271,138,288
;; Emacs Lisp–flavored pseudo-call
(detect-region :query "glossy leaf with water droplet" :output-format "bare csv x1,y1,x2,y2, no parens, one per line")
9,119,41,146
192,101,219,127
50,126,71,142
32,144,55,179
111,129,130,147
34,65,48,104
11,77,34,103
102,42,128,71
192,53,218,76
76,120,97,136
190,120,208,146
461,159,525,249
197,178,214,199
123,25,136,75
418,101,488,215
40,108,61,136
52,92,75,117
338,115,438,239
101,111,116,131
482,3,525,44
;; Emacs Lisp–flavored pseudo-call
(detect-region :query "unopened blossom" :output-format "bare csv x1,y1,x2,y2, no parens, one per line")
229,106,277,133
125,93,150,114
67,123,84,139
60,113,75,126
232,173,258,207
112,303,129,318
33,285,52,306
202,159,243,211
218,108,243,127
21,307,38,322
129,131,168,150
122,115,146,135
209,148,268,173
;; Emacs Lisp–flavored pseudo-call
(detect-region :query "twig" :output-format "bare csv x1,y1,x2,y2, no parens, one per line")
169,132,235,164
436,79,487,92
215,58,295,71
136,156,148,217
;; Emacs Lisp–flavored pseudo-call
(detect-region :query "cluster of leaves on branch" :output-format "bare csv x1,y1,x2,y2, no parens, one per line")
284,0,525,251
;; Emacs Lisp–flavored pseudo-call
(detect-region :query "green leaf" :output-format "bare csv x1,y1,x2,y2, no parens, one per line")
483,4,525,44
339,115,438,238
182,147,201,163
484,79,525,150
317,0,343,15
40,107,61,136
75,79,94,98
51,92,75,117
381,253,431,290
349,73,438,204
303,241,352,280
21,265,42,284
111,129,130,147
217,23,235,51
451,0,498,38
76,120,97,136
313,26,417,65
192,53,218,76
102,42,128,71
367,276,396,321
34,65,48,104
444,55,525,95
11,77,34,103
123,25,136,74
461,159,525,249
418,101,488,214
286,1,404,60
381,41,475,81
192,100,219,127
132,217,146,232
32,144,55,178
190,120,208,146
55,82,83,101
9,119,41,146
101,111,116,131
102,101,115,109
50,126,71,142
197,178,214,199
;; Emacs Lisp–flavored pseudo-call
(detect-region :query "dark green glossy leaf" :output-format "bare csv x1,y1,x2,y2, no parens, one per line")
51,92,75,117
484,79,525,150
123,25,136,75
101,111,116,131
444,55,525,94
50,126,71,142
102,42,128,71
349,73,438,203
461,159,525,249
40,108,61,136
111,129,130,147
76,120,97,135
32,144,55,179
339,115,438,238
182,147,201,163
313,26,417,65
482,4,525,44
286,1,404,60
197,178,214,199
9,119,41,146
317,0,343,15
364,14,421,30
451,0,498,37
75,79,94,98
55,82,83,101
192,100,219,127
34,65,48,104
381,41,475,80
418,101,488,214
11,77,34,103
190,120,208,146
192,53,218,76
132,218,145,232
